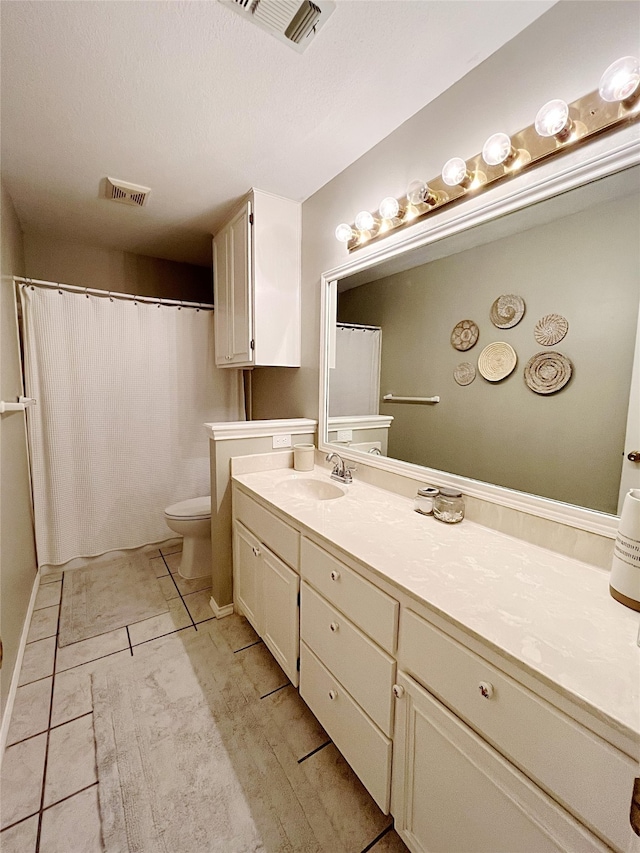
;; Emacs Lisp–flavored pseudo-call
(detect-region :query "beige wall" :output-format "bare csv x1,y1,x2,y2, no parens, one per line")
338,194,639,515
251,1,640,427
1,181,38,714
24,233,212,303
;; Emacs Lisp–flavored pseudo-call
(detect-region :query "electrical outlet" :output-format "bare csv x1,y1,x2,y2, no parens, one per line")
336,429,353,443
272,434,292,449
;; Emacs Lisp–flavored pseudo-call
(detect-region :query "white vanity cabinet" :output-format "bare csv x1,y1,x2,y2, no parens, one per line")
213,188,301,368
232,489,300,685
299,537,399,813
392,609,636,853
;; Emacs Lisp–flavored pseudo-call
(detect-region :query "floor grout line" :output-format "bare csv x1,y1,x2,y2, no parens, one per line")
360,822,394,852
234,639,263,653
125,625,134,656
131,625,195,652
4,709,93,750
161,553,199,630
297,740,332,764
260,682,290,699
0,810,41,835
35,573,64,853
40,781,99,816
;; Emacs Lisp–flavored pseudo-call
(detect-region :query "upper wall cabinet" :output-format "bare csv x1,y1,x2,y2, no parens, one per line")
213,188,301,368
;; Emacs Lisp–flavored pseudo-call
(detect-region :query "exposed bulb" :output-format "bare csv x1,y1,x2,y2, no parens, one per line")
335,223,354,243
482,132,517,166
379,197,400,220
599,56,640,103
406,180,438,207
535,99,571,138
355,210,376,232
441,157,472,187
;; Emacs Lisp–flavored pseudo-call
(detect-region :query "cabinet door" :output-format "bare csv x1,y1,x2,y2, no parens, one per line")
233,522,263,634
391,672,607,853
262,548,300,687
213,201,252,367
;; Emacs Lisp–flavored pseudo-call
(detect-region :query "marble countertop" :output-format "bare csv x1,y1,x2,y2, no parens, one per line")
232,466,640,743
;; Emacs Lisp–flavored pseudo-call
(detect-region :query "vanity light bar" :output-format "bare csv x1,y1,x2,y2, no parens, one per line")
337,56,640,252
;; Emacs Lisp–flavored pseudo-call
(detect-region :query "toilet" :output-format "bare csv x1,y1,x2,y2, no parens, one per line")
163,496,212,579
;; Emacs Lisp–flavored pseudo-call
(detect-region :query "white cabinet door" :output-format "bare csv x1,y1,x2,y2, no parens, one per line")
262,548,300,686
233,521,263,634
391,672,607,853
213,201,252,366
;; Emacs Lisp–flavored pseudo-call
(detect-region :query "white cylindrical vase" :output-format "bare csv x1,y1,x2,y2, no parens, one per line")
610,488,640,611
293,444,315,472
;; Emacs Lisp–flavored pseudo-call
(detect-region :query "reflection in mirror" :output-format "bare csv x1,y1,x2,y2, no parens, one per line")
328,166,640,516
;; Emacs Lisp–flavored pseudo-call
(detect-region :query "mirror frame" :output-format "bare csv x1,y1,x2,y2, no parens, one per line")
319,124,640,538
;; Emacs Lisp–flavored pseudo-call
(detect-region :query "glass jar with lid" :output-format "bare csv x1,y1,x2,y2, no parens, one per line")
414,486,439,515
433,488,465,523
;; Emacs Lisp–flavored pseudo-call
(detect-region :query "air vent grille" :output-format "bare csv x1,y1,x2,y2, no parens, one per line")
285,1,321,43
219,0,333,53
104,177,151,207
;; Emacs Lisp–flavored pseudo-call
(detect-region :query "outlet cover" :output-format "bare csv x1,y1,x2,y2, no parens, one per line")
272,434,292,448
336,429,353,442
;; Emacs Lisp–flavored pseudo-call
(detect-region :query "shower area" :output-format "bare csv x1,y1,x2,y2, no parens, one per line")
15,275,244,570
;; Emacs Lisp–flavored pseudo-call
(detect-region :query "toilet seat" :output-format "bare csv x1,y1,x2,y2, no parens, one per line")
164,496,211,519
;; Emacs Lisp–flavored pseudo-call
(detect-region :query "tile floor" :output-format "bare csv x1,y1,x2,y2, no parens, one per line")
1,542,408,853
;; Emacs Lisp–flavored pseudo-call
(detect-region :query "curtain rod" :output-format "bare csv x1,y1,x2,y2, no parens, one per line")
13,276,214,310
336,322,381,331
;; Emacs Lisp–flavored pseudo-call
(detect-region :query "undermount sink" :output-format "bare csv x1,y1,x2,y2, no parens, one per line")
276,477,346,501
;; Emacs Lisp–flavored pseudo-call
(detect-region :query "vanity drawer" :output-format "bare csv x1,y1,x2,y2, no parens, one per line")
399,609,637,853
301,582,395,736
300,538,398,654
234,488,299,569
300,642,392,814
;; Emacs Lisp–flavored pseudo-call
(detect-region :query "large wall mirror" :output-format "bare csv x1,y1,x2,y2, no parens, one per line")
319,130,640,534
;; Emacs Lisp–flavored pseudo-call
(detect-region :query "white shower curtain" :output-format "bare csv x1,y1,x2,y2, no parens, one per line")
329,325,381,416
20,284,244,566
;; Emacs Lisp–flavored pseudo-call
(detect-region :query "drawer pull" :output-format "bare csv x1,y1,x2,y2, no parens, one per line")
478,681,494,700
330,570,341,581
328,689,338,701
252,546,261,557
330,621,339,632
392,684,405,700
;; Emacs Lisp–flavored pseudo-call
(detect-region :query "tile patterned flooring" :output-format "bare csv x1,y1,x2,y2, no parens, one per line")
1,542,408,852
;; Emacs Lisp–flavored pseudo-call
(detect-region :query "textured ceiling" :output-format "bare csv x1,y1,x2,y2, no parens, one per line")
1,1,556,266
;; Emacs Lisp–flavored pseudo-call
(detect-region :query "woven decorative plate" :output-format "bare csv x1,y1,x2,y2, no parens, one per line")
534,313,569,346
478,342,517,382
524,351,573,394
451,319,479,351
453,362,476,386
490,294,526,329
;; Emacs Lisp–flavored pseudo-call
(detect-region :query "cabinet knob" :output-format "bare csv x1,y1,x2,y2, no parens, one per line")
328,689,338,701
478,681,494,699
392,684,405,699
252,546,261,557
329,622,339,632
628,450,640,462
330,570,340,582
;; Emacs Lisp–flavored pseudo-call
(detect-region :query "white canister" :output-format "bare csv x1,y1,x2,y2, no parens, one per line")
293,444,315,472
610,488,640,611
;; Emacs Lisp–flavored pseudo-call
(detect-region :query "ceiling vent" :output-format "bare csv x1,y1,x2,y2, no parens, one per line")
220,0,335,53
103,177,151,207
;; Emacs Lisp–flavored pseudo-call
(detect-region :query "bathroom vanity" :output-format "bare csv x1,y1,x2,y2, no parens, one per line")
231,463,639,853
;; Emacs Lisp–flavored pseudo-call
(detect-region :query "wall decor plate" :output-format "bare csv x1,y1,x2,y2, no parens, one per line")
490,294,526,329
451,319,479,351
453,362,476,386
534,313,569,346
524,351,573,394
478,342,517,381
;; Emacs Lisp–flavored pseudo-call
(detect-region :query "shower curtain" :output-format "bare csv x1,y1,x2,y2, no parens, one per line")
20,284,244,566
329,325,381,417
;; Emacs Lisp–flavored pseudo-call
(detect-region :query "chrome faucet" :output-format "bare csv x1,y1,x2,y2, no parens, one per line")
326,452,356,484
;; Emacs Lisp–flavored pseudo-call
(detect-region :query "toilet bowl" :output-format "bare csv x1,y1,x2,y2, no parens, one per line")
164,496,212,579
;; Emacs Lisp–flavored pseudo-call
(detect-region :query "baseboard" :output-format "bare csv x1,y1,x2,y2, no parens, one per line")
209,595,234,619
0,571,40,761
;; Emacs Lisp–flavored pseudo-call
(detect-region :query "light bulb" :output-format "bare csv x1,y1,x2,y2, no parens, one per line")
535,99,571,138
355,210,376,232
441,158,472,188
335,223,354,243
379,197,400,220
599,56,640,103
482,132,517,166
406,180,438,207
